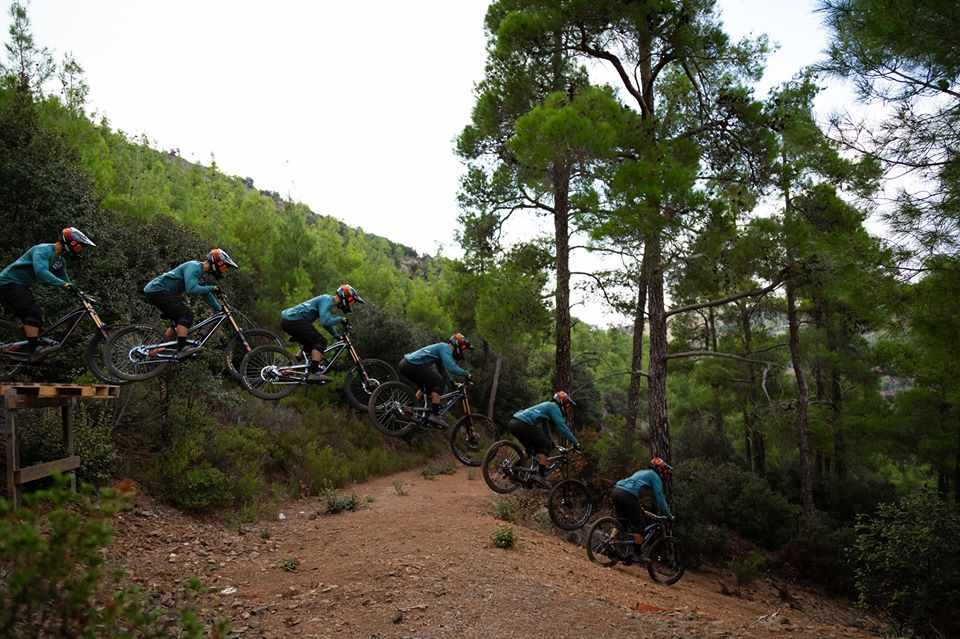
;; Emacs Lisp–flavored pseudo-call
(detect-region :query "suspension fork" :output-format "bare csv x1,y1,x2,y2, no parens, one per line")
84,301,110,338
224,305,251,351
345,336,369,381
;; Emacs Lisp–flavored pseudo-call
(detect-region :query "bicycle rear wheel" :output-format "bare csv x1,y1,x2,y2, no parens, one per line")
367,380,418,437
241,344,301,400
449,413,498,467
646,536,685,585
344,358,397,411
586,516,624,567
548,479,593,531
106,325,171,381
481,440,525,494
225,329,282,381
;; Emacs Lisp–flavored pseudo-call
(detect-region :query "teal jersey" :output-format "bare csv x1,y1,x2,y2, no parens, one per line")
403,343,469,377
143,261,221,311
512,401,578,446
616,469,672,518
0,244,71,288
280,294,343,334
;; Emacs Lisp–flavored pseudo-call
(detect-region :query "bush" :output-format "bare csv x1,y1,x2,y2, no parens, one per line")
780,512,855,595
421,460,456,480
731,551,765,588
17,403,118,486
0,481,228,637
673,459,798,550
493,496,518,522
320,484,361,515
851,492,960,637
492,524,516,549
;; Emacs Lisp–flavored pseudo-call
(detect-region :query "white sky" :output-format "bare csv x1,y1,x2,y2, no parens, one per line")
21,0,865,326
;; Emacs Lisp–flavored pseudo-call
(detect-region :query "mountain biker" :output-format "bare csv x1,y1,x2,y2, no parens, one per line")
280,284,365,382
0,227,96,358
142,248,238,358
508,391,580,486
398,333,472,427
613,457,674,556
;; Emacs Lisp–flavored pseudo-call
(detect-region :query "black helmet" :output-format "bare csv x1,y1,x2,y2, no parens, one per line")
61,227,95,256
207,248,239,279
335,284,365,312
449,333,471,360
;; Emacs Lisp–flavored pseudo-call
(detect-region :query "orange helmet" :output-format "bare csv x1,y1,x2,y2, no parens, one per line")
207,248,239,278
449,333,472,360
336,284,365,312
650,457,673,478
61,227,95,256
553,390,576,411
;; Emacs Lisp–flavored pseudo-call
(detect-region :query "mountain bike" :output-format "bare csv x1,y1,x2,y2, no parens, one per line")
586,510,685,585
367,378,498,467
0,288,123,384
105,292,280,382
239,325,396,409
481,442,590,530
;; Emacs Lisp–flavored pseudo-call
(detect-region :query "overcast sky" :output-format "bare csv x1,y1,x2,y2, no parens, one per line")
21,0,860,326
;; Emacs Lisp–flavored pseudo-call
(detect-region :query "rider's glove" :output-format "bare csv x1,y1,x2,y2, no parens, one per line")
62,282,74,290
573,442,583,452
464,373,473,383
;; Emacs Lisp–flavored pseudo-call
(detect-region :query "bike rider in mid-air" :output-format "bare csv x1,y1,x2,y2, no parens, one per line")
280,284,365,383
398,333,472,428
0,227,96,359
142,248,238,359
508,390,580,486
613,457,674,558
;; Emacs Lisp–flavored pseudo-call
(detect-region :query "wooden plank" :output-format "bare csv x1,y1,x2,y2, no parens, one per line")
3,391,18,507
14,456,80,485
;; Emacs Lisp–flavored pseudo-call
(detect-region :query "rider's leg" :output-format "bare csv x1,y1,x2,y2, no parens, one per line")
174,323,189,350
308,347,324,373
22,323,39,351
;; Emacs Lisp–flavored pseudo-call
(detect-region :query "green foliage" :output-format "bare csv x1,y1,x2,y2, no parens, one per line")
320,485,360,515
0,481,228,638
674,459,798,549
731,551,766,588
278,558,299,573
492,524,516,549
492,496,518,522
421,460,456,480
851,492,960,637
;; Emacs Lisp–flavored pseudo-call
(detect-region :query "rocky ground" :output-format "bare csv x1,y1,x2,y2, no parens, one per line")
108,465,886,638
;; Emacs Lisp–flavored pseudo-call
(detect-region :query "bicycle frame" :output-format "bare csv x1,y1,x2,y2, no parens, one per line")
128,300,249,363
0,293,108,360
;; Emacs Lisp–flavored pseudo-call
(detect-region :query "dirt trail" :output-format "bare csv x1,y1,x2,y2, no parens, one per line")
110,465,883,639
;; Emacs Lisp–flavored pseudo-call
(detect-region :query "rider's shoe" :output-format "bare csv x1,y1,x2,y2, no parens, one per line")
306,371,330,383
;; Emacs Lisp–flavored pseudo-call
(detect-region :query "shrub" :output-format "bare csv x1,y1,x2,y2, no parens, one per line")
392,479,408,496
780,512,855,595
320,484,361,515
422,460,456,480
176,465,230,512
731,551,765,588
493,497,518,522
492,524,516,549
279,558,299,573
851,492,960,637
0,481,228,637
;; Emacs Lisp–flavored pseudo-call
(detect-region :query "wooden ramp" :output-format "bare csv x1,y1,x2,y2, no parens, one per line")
1,383,119,507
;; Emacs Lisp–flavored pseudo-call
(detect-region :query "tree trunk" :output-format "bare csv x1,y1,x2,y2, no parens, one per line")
741,306,764,475
624,252,650,454
552,160,573,397
955,423,960,504
786,279,816,522
647,232,670,467
487,356,502,420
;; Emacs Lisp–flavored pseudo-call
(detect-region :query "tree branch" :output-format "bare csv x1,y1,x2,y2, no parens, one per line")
667,351,773,365
666,279,784,318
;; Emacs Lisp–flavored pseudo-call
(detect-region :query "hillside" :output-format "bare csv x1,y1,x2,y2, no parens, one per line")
107,465,881,639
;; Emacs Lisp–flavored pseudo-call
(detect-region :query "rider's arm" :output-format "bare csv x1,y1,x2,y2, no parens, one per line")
547,403,579,447
438,344,469,378
317,297,345,335
650,473,673,518
32,247,69,287
184,264,221,312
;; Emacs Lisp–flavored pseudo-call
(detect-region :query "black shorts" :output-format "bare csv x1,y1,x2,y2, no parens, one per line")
281,318,327,353
508,418,553,456
0,284,42,327
398,357,444,394
612,486,647,533
145,291,193,327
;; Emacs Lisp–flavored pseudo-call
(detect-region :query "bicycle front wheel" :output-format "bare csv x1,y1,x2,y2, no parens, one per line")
241,344,300,400
548,479,593,531
106,325,171,382
84,332,126,385
225,329,282,381
646,535,685,585
0,320,26,380
367,380,418,437
481,440,525,494
344,358,397,411
586,516,623,567
449,413,498,467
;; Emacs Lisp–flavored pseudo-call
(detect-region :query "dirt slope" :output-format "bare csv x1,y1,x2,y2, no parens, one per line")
109,466,883,639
